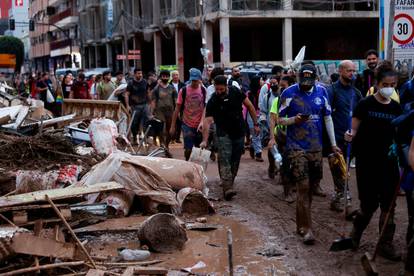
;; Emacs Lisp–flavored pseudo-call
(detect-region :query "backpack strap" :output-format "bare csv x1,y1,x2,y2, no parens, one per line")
180,86,187,114
201,86,207,106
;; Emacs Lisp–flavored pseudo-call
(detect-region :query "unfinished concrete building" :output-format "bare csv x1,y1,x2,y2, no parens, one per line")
78,0,378,78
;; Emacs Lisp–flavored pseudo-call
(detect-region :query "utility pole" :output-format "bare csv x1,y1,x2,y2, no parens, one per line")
387,0,395,61
199,0,208,79
120,0,130,74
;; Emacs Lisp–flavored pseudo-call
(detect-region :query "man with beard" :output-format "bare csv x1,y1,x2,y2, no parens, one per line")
150,70,178,149
229,67,242,89
327,60,362,212
200,75,259,200
359,49,378,96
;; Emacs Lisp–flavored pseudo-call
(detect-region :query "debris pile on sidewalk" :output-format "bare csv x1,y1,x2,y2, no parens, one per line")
0,100,225,275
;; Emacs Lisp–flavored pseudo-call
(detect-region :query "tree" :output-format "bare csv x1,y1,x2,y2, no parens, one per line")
0,36,24,72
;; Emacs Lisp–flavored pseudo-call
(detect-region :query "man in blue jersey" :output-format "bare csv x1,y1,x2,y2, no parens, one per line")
278,64,340,244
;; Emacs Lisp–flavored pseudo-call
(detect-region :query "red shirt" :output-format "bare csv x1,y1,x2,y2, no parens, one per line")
72,80,90,99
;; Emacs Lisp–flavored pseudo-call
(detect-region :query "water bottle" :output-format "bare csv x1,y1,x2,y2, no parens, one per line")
271,145,283,170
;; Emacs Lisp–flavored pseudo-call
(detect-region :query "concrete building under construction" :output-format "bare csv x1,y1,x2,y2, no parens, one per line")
78,0,378,78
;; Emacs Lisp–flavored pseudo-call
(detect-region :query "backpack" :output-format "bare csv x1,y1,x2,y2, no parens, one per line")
180,85,207,114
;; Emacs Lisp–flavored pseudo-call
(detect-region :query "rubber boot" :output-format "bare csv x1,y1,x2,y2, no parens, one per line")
350,210,372,250
378,224,401,261
255,152,264,162
222,180,237,201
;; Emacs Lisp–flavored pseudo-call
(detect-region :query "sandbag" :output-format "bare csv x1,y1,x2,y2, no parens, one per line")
16,165,81,194
77,151,179,215
124,155,208,193
88,118,118,155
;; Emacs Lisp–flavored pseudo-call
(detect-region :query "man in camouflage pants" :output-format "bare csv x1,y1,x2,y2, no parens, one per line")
200,75,259,200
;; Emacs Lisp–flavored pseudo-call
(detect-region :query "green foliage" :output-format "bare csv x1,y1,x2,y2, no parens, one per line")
0,36,25,72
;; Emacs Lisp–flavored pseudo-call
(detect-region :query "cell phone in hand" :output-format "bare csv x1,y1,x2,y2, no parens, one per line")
300,114,311,119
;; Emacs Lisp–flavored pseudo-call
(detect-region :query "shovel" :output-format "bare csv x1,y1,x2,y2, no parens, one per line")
329,142,354,251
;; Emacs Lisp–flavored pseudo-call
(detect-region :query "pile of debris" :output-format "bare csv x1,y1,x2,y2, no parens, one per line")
0,96,219,274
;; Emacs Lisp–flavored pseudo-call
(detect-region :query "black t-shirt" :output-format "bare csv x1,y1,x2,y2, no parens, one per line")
127,78,148,106
353,95,403,158
206,86,246,139
62,82,72,98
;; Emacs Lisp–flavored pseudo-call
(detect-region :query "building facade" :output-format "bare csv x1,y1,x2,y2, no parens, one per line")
29,0,51,72
78,0,378,79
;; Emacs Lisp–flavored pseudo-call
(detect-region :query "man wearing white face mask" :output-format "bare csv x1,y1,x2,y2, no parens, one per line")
344,61,403,260
327,60,363,212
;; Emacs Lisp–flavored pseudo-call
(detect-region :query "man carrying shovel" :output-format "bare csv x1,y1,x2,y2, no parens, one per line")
327,60,362,213
200,75,259,201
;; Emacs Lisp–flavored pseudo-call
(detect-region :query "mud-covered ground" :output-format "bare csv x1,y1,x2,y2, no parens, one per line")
171,146,408,276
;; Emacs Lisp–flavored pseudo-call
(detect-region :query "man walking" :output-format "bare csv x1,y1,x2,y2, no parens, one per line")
170,68,206,160
359,49,378,96
125,68,150,145
278,64,340,244
97,71,116,100
327,60,362,212
170,70,185,143
200,75,259,200
150,70,177,149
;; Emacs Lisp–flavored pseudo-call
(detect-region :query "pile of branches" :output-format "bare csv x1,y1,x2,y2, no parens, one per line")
0,131,101,171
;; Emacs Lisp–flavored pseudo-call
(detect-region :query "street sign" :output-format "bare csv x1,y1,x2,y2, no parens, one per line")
116,54,141,60
128,50,141,54
393,13,414,45
0,54,16,68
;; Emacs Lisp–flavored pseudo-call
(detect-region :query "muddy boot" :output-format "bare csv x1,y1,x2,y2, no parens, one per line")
255,152,264,162
249,147,255,159
378,224,401,261
350,226,363,250
184,149,192,161
222,181,237,201
283,186,295,203
303,230,315,245
313,183,326,197
330,193,344,212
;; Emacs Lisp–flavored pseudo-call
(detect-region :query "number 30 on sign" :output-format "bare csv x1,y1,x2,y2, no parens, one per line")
393,13,414,45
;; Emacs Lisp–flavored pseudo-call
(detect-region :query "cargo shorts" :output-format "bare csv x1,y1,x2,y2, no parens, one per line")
286,150,323,184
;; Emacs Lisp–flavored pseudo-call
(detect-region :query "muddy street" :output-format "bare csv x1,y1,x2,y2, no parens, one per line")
169,146,408,276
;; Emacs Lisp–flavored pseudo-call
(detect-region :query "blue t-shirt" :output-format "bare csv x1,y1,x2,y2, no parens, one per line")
279,84,332,152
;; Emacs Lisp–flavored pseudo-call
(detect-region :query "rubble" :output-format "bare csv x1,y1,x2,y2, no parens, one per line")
0,98,242,275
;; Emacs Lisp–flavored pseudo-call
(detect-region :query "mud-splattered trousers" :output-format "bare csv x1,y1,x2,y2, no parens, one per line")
216,135,245,192
286,150,323,234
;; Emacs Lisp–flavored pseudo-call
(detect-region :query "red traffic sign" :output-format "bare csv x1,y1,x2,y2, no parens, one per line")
128,50,141,54
117,54,141,60
393,13,414,45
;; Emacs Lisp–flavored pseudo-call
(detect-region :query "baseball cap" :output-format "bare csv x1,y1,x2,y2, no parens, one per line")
189,68,202,81
299,64,317,86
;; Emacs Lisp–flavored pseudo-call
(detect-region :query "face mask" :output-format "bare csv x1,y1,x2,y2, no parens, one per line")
270,84,278,91
379,87,393,98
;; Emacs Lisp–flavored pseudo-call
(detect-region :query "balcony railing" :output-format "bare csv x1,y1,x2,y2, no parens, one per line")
50,38,71,51
229,0,283,11
293,0,377,11
49,8,73,25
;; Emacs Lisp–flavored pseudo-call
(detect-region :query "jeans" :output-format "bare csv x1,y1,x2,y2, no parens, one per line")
131,104,150,137
247,113,262,154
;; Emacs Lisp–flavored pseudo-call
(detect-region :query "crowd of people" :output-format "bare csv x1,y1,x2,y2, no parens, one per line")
8,49,414,274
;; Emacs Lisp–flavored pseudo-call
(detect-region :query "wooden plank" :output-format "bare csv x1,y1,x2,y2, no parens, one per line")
133,266,168,275
74,216,146,234
11,232,76,259
13,106,29,129
121,267,134,276
0,261,84,276
0,203,68,213
63,99,121,106
0,182,123,208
